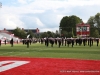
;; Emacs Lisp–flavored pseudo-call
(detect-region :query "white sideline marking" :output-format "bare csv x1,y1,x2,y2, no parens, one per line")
0,50,30,56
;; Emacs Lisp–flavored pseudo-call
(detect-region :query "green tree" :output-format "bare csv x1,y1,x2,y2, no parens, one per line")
60,15,82,37
87,16,96,37
94,13,100,35
94,13,100,28
46,31,54,37
92,29,99,38
40,32,47,38
61,30,68,37
55,30,60,37
13,27,27,39
40,31,56,38
87,13,100,37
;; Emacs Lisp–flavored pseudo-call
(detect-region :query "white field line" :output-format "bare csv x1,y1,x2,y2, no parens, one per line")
0,48,52,56
31,48,53,50
5,48,45,56
0,52,13,56
9,52,29,56
0,50,29,56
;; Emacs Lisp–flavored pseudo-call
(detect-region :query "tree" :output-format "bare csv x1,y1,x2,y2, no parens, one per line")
61,30,68,37
87,16,96,37
55,30,60,37
60,15,82,37
87,13,100,37
40,32,47,38
92,29,99,38
94,13,100,28
94,13,100,35
40,31,56,38
13,27,27,39
46,31,54,37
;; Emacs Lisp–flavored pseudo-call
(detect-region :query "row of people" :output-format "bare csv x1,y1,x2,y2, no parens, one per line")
0,38,99,48
40,37,99,47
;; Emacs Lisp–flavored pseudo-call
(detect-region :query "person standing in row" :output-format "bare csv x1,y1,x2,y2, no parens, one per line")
83,38,86,46
89,38,92,47
96,38,99,46
46,37,49,47
10,38,13,47
27,39,29,48
4,39,6,45
71,39,74,47
0,39,1,46
58,38,61,48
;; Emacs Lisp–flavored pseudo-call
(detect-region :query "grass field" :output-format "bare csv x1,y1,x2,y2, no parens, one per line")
0,42,100,60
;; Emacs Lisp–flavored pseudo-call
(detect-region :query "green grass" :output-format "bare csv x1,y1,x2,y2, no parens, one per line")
0,42,100,60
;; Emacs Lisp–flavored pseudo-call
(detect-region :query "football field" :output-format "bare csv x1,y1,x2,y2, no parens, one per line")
0,42,100,75
0,42,100,60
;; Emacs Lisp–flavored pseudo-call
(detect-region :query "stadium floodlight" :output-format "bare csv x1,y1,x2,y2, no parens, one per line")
0,2,2,8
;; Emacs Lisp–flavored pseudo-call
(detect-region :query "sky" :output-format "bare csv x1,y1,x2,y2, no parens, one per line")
0,0,100,32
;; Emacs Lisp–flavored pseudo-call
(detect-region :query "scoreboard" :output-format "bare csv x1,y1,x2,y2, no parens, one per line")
76,22,90,37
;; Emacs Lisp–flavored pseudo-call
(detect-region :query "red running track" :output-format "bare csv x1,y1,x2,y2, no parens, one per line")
0,57,100,75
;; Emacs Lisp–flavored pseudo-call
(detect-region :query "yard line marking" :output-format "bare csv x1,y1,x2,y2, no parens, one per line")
0,52,13,56
9,52,29,56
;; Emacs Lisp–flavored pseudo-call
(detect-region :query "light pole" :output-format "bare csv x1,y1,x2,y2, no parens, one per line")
0,2,2,8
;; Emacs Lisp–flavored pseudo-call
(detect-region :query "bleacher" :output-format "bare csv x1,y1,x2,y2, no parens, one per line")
0,30,21,43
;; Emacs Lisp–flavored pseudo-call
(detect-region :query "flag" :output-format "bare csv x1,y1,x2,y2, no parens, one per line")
27,34,30,38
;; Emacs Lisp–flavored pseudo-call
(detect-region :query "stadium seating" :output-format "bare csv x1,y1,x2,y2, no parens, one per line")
0,31,20,43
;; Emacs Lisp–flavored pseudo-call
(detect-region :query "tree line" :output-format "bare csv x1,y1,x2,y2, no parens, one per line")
12,27,60,39
11,13,100,39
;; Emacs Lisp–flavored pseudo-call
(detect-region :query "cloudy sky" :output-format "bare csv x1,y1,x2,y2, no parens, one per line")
0,0,100,32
